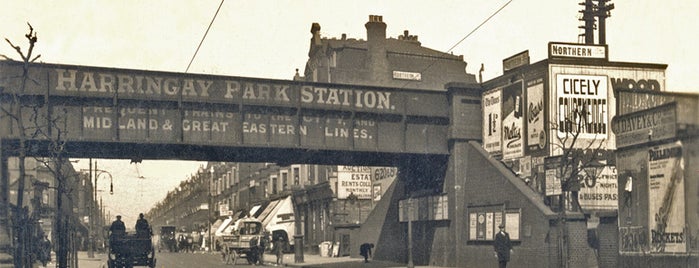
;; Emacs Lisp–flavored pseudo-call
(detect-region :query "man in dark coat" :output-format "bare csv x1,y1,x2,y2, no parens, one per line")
494,224,513,268
359,243,374,263
109,215,126,249
135,213,151,238
110,215,126,234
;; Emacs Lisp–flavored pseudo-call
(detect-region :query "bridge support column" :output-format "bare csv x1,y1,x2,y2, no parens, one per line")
291,188,305,263
0,143,11,260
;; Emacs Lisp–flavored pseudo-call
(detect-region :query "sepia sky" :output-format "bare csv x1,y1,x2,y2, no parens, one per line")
2,0,697,225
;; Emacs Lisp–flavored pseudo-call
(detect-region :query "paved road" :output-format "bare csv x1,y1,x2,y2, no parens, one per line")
77,251,268,268
76,251,441,268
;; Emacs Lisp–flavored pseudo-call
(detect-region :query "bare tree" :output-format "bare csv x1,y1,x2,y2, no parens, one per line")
549,105,609,268
3,23,76,268
550,105,608,212
1,22,40,268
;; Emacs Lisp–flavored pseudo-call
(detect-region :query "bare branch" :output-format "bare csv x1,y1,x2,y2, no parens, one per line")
5,38,26,60
30,54,41,62
1,54,15,61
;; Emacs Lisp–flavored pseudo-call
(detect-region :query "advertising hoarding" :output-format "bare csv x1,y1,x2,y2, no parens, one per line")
501,81,524,160
337,166,372,199
556,74,608,140
482,88,502,154
648,142,685,253
612,103,677,148
468,209,521,241
578,166,618,210
526,81,545,151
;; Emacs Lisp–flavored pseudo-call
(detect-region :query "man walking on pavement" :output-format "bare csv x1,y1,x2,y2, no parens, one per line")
494,224,513,268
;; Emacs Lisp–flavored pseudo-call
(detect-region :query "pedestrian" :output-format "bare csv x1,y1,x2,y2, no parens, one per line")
248,235,260,264
135,213,151,238
274,236,285,266
109,215,126,248
359,243,374,263
258,232,269,265
38,234,51,267
494,224,513,268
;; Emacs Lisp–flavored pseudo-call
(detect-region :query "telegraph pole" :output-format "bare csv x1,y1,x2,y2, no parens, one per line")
578,0,614,45
578,0,595,44
597,0,615,45
88,159,94,258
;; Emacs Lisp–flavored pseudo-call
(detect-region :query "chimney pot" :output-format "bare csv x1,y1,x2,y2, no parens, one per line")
311,23,321,34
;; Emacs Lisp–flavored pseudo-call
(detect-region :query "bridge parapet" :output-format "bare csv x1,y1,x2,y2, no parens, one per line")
1,61,450,157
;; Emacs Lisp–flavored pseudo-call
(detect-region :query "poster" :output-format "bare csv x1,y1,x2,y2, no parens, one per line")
578,166,618,210
373,184,382,201
501,81,524,159
545,169,562,196
482,89,502,154
337,166,372,199
485,212,494,240
469,213,478,240
648,142,685,253
555,74,608,140
505,212,520,240
526,81,545,151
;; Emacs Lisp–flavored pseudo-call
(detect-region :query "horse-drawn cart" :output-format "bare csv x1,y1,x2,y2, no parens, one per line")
219,217,266,265
108,233,156,268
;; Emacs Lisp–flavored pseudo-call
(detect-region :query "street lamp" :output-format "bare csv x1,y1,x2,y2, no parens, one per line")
81,159,114,258
200,166,214,252
209,166,213,251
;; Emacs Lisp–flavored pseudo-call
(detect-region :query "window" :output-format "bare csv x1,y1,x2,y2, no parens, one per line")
282,172,288,190
272,175,278,194
293,167,300,185
223,174,228,189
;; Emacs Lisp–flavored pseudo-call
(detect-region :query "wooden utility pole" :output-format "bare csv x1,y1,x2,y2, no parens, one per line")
578,0,614,45
597,0,615,45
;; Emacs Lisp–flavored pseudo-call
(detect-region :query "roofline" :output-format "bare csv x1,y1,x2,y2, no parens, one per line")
467,141,558,219
543,58,668,70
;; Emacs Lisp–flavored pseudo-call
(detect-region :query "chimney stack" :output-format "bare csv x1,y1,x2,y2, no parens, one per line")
365,15,388,84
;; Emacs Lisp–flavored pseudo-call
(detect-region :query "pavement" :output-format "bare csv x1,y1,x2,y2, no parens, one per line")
277,253,445,268
72,251,446,268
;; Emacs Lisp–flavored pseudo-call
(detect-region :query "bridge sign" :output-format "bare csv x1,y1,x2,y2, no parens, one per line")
0,61,450,158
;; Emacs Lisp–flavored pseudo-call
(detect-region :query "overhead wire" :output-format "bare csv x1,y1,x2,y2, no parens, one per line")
185,0,226,73
398,0,514,89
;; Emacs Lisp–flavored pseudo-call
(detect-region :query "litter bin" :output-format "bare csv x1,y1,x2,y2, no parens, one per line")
319,241,332,257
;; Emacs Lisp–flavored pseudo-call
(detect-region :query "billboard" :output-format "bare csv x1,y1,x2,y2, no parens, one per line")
526,80,545,151
648,142,685,253
578,166,618,210
501,81,524,160
482,89,502,154
612,102,677,148
337,166,372,199
556,74,608,140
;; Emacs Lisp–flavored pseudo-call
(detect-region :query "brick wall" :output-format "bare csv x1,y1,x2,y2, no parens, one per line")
597,216,618,268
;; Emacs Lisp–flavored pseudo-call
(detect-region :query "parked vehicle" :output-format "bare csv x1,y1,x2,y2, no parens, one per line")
107,233,156,268
158,226,177,252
